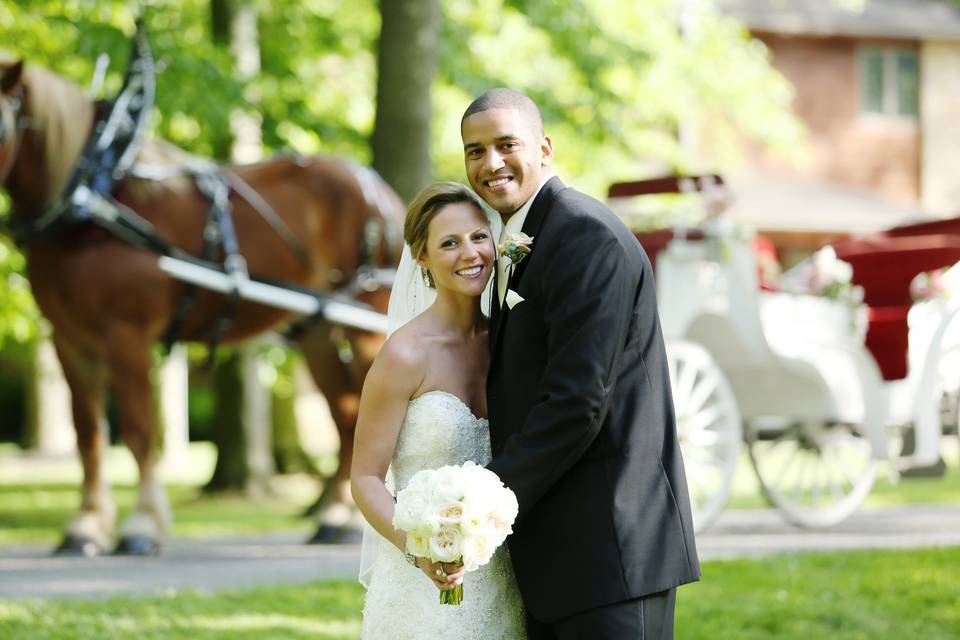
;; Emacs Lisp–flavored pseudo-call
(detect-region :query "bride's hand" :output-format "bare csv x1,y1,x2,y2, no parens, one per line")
417,559,465,591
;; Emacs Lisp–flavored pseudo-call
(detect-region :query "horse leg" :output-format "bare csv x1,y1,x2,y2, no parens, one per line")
107,327,171,555
53,335,115,556
297,324,364,544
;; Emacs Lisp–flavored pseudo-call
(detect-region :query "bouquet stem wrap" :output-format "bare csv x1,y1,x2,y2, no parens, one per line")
440,560,465,606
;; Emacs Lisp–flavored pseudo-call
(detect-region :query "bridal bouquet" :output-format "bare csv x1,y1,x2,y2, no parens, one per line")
393,461,519,605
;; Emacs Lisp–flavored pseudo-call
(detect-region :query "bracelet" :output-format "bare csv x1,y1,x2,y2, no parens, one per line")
403,551,418,568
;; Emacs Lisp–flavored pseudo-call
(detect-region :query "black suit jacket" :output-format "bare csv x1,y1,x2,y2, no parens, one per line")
487,177,700,622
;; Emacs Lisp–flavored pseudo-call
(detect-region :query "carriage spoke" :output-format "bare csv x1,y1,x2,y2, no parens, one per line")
668,357,678,396
685,449,728,470
685,372,719,416
825,448,846,504
835,440,864,487
686,425,721,448
675,359,698,407
766,440,800,492
809,460,823,507
668,342,741,533
684,405,722,436
750,419,877,528
790,455,812,505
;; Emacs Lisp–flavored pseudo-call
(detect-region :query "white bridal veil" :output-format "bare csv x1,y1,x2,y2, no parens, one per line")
358,211,500,587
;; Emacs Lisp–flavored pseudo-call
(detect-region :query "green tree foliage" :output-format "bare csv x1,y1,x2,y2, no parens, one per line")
2,0,803,190
1,0,805,338
0,233,39,347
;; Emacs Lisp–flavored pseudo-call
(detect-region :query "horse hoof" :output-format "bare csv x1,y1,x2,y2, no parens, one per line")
114,536,161,556
307,524,363,545
307,524,342,545
56,535,105,557
335,527,363,545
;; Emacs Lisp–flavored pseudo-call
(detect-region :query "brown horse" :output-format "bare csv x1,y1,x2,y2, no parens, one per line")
0,58,403,554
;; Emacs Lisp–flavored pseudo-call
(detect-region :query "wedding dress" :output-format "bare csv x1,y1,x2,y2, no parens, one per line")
360,390,527,639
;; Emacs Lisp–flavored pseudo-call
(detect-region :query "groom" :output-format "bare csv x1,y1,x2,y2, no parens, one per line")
462,89,700,638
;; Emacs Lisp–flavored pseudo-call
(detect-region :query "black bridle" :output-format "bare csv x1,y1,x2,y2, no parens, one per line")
334,164,400,298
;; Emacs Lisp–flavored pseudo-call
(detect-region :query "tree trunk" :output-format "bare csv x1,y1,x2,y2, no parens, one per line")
205,0,270,493
371,0,441,202
271,352,320,475
205,350,248,490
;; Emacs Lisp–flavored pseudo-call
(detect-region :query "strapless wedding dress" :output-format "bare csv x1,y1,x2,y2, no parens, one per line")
360,391,527,639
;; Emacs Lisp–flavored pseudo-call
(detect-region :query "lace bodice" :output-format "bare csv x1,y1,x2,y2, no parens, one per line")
388,391,492,492
361,391,526,639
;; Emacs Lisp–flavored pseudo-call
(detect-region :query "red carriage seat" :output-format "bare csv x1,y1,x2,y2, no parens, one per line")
883,216,960,239
834,234,960,380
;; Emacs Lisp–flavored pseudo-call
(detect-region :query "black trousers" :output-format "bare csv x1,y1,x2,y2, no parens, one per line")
526,589,676,640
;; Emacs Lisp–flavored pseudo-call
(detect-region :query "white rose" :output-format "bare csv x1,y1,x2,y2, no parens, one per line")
458,504,487,537
405,529,431,558
429,526,464,563
460,533,496,570
460,504,490,534
393,489,432,531
434,501,465,526
432,465,466,502
492,489,519,526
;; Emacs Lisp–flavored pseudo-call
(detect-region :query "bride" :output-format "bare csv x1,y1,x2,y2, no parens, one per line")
351,182,526,639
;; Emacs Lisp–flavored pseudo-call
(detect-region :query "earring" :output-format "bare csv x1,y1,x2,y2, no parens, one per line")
421,267,435,288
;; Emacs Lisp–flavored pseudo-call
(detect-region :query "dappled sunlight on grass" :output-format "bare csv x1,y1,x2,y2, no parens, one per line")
187,613,360,635
0,442,220,486
0,582,365,640
1,551,957,639
0,443,323,545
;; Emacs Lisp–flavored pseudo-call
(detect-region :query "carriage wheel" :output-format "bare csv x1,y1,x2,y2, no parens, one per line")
667,341,742,533
746,419,876,528
937,343,960,438
894,341,960,468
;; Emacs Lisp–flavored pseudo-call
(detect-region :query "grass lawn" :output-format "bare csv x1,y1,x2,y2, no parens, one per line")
0,547,957,639
0,443,320,546
1,439,958,545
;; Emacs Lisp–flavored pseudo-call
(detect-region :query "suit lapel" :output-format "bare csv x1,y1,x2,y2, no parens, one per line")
488,263,501,354
490,176,565,365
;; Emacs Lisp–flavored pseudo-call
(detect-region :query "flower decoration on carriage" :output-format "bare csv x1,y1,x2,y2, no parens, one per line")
782,246,864,306
909,266,954,303
498,232,534,267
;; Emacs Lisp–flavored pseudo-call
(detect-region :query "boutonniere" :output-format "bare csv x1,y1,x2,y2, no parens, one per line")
498,232,534,267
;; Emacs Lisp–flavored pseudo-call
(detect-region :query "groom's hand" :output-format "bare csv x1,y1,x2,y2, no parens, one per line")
417,558,465,591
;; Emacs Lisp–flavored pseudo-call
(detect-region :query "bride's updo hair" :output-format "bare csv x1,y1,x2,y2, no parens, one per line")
404,181,488,265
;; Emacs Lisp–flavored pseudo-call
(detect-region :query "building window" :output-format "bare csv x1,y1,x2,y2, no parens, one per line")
860,46,919,118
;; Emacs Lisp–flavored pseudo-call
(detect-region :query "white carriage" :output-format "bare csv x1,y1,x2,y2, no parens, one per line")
616,178,960,532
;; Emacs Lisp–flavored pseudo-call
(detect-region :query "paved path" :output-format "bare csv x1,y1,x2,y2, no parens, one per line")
1,505,958,600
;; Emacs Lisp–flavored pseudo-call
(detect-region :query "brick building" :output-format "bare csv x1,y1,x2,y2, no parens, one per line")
717,0,960,250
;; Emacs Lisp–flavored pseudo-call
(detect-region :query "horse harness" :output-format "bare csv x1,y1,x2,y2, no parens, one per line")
2,26,398,361
0,83,26,185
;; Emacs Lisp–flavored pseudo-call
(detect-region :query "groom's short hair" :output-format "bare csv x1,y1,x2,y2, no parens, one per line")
461,88,544,138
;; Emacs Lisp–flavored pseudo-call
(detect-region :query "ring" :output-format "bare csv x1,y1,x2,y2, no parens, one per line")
435,568,445,577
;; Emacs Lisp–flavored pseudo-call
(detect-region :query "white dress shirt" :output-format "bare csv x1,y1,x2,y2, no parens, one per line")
497,175,552,304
